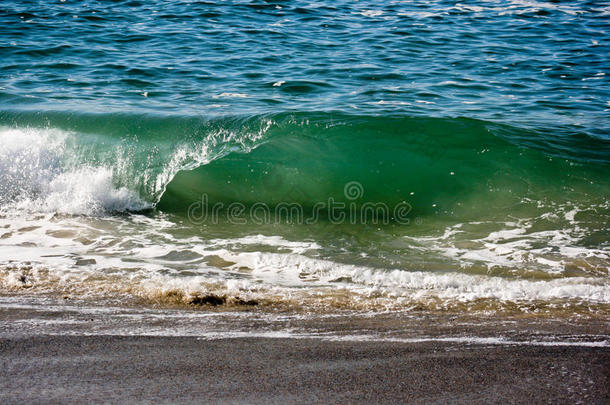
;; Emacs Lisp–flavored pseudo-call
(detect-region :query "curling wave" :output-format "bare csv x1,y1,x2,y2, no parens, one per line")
0,111,608,220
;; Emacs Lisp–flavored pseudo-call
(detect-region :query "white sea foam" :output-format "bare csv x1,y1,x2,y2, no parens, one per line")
360,10,383,18
2,213,608,309
0,126,65,204
209,234,321,254
212,250,609,303
212,92,248,99
0,127,148,215
408,210,610,276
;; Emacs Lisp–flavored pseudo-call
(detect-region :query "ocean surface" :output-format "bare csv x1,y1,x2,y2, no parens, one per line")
1,0,609,317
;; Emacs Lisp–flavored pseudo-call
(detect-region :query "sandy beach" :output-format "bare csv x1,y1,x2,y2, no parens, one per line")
1,334,608,404
1,296,608,404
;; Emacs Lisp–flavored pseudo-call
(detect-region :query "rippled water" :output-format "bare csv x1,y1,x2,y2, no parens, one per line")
1,1,608,127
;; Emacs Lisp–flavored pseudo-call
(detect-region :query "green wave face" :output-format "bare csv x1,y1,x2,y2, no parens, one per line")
1,110,608,223
157,114,609,224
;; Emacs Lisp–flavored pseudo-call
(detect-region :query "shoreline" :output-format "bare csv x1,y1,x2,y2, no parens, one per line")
1,295,609,403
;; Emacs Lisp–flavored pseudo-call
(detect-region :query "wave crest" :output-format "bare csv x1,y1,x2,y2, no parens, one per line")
0,126,148,215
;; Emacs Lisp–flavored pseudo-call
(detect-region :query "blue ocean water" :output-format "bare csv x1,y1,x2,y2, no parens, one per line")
1,1,608,130
0,1,608,313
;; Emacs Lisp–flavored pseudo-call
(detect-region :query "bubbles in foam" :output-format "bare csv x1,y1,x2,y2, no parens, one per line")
0,126,65,204
408,208,610,276
0,126,149,215
33,166,149,214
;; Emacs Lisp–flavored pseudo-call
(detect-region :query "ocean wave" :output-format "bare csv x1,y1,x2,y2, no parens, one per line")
1,111,607,219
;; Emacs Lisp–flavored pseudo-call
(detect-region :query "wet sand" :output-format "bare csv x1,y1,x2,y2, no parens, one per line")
0,334,608,404
0,295,609,404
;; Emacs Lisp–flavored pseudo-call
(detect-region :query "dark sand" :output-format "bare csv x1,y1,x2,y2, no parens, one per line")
1,335,608,404
1,296,609,404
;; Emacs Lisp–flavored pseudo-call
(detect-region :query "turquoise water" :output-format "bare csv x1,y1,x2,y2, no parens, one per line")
1,1,609,125
0,1,608,313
